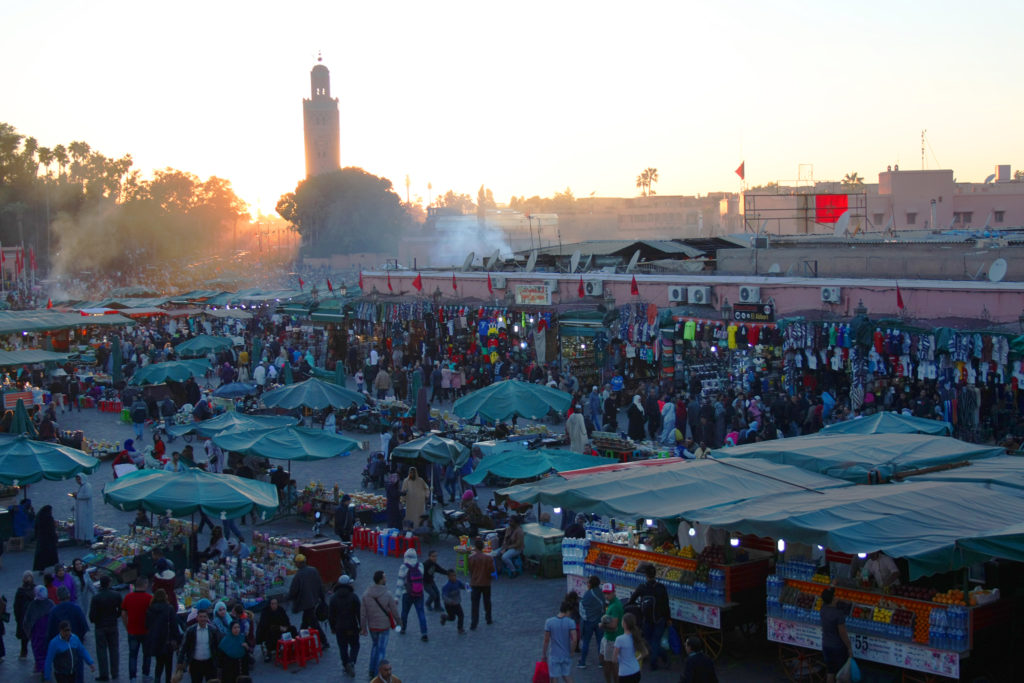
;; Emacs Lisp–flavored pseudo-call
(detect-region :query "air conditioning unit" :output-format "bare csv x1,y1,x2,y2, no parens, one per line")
687,286,712,305
543,279,559,292
738,286,761,303
490,275,506,290
821,286,842,303
667,285,686,303
584,279,603,296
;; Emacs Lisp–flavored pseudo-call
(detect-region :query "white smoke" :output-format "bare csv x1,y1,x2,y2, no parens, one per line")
427,215,513,268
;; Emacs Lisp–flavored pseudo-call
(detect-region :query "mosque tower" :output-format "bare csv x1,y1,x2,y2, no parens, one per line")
302,55,340,177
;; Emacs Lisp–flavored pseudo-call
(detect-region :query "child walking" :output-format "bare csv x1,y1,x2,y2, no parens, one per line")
439,569,468,634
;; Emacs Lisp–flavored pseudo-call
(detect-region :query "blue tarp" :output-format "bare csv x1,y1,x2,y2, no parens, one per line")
908,455,1024,491
819,412,952,436
463,449,613,485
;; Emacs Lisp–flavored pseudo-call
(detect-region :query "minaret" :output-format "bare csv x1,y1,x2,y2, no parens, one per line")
303,54,340,178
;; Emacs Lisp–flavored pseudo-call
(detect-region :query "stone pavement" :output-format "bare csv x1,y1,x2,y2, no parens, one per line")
0,397,792,682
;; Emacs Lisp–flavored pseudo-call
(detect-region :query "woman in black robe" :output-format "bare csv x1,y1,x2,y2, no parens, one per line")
33,504,59,571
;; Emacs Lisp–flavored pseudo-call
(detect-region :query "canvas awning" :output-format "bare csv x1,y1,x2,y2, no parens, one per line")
905,455,1024,491
818,412,952,436
464,449,612,485
0,349,74,366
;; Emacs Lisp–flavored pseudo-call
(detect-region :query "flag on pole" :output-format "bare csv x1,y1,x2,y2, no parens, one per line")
298,276,304,290
452,273,457,291
326,279,333,293
46,298,52,309
387,271,393,292
630,275,639,296
735,161,745,180
358,271,363,289
897,283,905,310
578,276,585,298
412,273,423,291
487,273,493,294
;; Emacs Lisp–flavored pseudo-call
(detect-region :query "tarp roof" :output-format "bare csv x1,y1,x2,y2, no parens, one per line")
204,308,253,319
819,412,952,436
0,349,74,366
713,433,1004,483
524,240,704,259
499,457,851,524
0,310,135,334
684,480,1024,579
907,455,1024,491
464,449,611,485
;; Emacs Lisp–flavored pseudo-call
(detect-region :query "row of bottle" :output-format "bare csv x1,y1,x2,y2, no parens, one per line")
929,606,968,651
562,538,590,575
585,564,726,606
775,561,817,581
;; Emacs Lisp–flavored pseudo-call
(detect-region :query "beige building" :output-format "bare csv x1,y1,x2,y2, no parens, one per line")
302,58,340,178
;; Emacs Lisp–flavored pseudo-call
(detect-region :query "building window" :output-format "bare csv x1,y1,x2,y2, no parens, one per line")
962,212,973,225
906,212,917,225
994,211,1005,223
873,213,883,225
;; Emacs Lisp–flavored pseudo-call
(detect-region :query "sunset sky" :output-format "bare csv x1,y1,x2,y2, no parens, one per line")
4,0,1023,214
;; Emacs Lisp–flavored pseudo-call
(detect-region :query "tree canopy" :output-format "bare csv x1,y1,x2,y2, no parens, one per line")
276,167,408,255
508,188,576,215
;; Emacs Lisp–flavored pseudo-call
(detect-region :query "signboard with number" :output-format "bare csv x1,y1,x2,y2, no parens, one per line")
732,303,774,322
766,617,960,678
515,284,551,306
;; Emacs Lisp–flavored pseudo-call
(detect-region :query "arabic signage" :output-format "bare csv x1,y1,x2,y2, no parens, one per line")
766,617,960,678
515,284,551,306
732,302,774,322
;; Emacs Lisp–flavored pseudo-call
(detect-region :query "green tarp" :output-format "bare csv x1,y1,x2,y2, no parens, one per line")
0,310,135,334
261,377,365,410
0,434,101,485
391,434,470,466
499,458,851,523
129,359,211,385
683,481,1024,580
103,467,279,520
174,334,233,357
0,349,73,366
212,425,360,461
166,412,297,439
819,412,952,436
464,449,613,485
713,433,1004,483
453,379,571,421
908,455,1024,491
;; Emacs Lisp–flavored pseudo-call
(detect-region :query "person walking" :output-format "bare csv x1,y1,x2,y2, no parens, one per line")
439,568,468,634
400,467,429,529
820,587,852,683
360,571,398,681
71,475,94,545
328,575,361,677
468,538,494,629
613,613,648,683
628,563,670,672
216,620,250,683
46,586,89,683
422,550,446,613
373,366,391,400
542,599,579,683
130,398,148,442
44,620,96,683
286,553,329,645
89,574,122,682
177,609,221,683
23,585,54,674
69,558,96,617
14,570,37,660
599,583,624,683
121,576,153,683
680,635,719,683
145,588,179,683
396,548,428,641
33,504,60,572
370,659,402,683
334,494,355,543
578,575,606,669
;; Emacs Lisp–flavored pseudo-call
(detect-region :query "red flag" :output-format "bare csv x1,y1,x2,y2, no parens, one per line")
896,283,905,310
630,275,639,296
412,273,423,291
387,271,393,292
46,298,52,309
15,250,22,275
452,273,457,291
358,271,363,289
735,161,745,180
578,276,585,298
487,273,493,294
298,276,304,290
326,279,333,293
815,194,849,224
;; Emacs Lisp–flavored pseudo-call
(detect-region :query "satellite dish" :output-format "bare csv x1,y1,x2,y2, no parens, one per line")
768,263,781,274
569,250,581,274
988,258,1008,282
984,173,996,184
626,249,641,273
461,252,475,272
983,213,993,231
525,251,537,273
581,254,594,272
947,217,956,230
485,249,500,271
833,211,851,237
883,215,894,233
758,220,768,234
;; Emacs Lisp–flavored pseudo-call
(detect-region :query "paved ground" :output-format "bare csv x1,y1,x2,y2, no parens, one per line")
0,394,802,682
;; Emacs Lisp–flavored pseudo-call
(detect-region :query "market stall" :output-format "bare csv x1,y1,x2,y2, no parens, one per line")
452,379,571,422
818,411,953,436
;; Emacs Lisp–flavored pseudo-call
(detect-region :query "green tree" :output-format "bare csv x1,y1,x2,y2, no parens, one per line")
644,167,658,196
435,189,475,213
476,184,496,224
842,171,864,186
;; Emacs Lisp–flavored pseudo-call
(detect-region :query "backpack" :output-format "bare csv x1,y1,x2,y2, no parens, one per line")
406,564,424,599
131,404,148,423
639,594,657,625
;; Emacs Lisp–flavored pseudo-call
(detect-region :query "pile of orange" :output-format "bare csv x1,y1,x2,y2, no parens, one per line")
933,589,967,606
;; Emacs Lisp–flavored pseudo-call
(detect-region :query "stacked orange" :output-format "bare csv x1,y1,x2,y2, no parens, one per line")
933,589,966,606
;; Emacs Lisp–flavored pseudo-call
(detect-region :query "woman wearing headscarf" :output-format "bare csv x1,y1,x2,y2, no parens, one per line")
415,385,430,432
212,600,233,633
111,439,142,478
626,395,646,441
14,570,37,659
33,504,59,571
72,474,94,544
401,466,430,527
145,588,179,683
23,585,54,673
52,563,78,604
385,473,403,530
659,395,677,445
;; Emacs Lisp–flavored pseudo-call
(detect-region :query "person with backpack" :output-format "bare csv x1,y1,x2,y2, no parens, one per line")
627,563,671,672
395,548,429,641
577,575,606,669
130,398,148,442
328,575,362,677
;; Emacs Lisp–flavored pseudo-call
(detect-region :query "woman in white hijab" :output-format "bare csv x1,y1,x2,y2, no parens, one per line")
72,474,93,544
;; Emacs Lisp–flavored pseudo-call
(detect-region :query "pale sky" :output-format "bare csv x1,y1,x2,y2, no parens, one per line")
3,0,1023,214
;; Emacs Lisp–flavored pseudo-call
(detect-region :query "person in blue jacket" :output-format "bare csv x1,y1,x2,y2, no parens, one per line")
44,620,96,683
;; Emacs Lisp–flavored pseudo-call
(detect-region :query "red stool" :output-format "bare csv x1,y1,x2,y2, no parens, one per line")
275,637,308,669
303,628,324,663
393,534,421,557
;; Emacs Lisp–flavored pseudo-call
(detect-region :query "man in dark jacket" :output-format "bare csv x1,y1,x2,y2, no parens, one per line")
89,575,122,681
287,554,329,649
628,563,671,672
334,495,355,543
680,635,718,682
328,575,361,677
178,609,221,682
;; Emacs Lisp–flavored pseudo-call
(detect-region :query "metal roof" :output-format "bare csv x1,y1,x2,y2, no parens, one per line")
519,240,704,258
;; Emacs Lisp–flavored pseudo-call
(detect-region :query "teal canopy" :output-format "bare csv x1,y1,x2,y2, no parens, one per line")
11,398,37,438
714,433,1004,483
129,359,210,385
819,412,952,436
499,457,851,523
174,334,233,358
683,481,1024,579
261,377,365,410
908,455,1024,491
212,425,360,461
453,379,571,421
0,434,101,485
464,449,613,485
166,412,297,439
391,434,470,466
0,349,73,367
103,468,279,520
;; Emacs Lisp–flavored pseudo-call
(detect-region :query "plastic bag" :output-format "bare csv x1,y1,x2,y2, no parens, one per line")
532,660,550,683
666,625,683,655
837,657,861,683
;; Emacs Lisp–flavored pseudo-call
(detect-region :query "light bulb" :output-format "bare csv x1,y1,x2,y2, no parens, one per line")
688,527,696,537
777,539,786,553
553,507,562,514
729,538,740,547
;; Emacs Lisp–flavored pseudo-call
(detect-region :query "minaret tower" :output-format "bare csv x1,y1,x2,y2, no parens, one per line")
303,53,340,177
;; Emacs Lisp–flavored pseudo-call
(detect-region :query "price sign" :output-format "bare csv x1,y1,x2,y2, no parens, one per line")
515,284,551,306
671,599,721,629
733,303,774,322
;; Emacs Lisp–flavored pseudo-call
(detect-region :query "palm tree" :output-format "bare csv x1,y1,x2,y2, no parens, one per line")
644,167,659,196
37,147,53,179
636,173,646,196
53,143,68,179
841,171,864,186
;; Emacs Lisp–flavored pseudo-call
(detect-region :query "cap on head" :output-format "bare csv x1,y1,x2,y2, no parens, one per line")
337,575,353,586
601,583,615,593
294,553,306,564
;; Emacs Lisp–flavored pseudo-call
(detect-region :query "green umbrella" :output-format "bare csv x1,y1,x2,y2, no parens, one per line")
463,448,611,485
212,425,360,462
10,398,37,437
166,412,298,439
391,434,470,467
174,334,232,358
453,379,572,421
111,336,123,385
283,361,294,385
0,434,101,486
261,377,365,411
334,362,346,387
129,359,210,385
103,467,279,520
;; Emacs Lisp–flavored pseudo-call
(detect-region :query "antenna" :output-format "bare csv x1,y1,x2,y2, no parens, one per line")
833,211,851,237
988,258,1007,283
946,216,956,230
921,129,927,170
569,250,581,274
525,251,537,273
971,263,986,280
461,252,475,272
626,249,641,273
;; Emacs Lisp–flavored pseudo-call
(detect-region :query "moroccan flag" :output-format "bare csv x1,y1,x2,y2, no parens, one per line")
897,283,905,310
46,298,52,309
578,276,585,298
298,276,304,290
735,161,745,180
387,271,393,292
412,273,423,291
358,271,363,289
487,273,493,294
630,275,639,296
815,194,849,224
326,279,333,293
452,273,457,291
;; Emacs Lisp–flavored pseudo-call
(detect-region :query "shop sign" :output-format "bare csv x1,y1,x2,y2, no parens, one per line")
671,599,721,629
733,303,774,322
767,617,960,678
515,284,551,306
